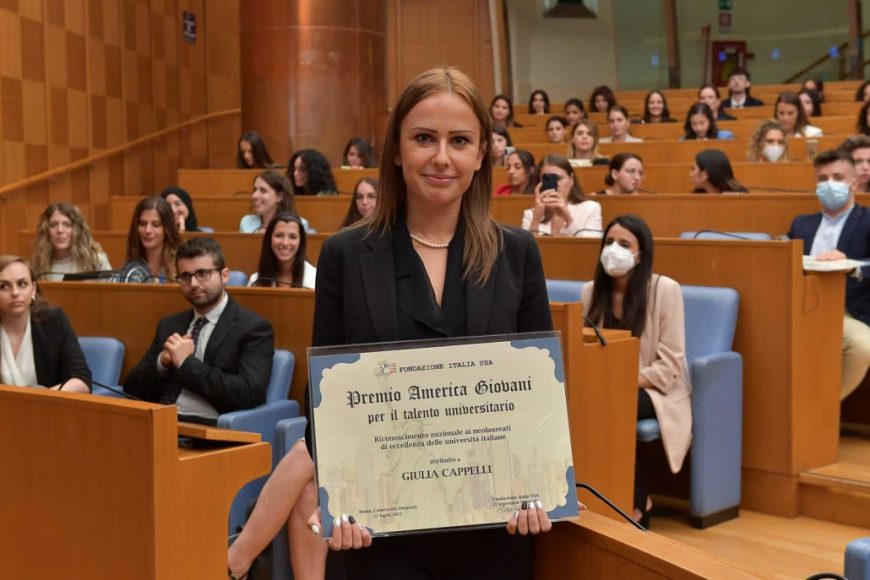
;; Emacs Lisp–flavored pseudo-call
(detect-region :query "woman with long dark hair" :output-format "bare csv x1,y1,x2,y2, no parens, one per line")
160,187,200,233
642,90,676,123
341,137,376,168
495,149,537,196
248,212,315,289
589,85,616,113
490,94,521,127
239,171,306,234
582,214,691,526
236,130,275,169
682,103,734,140
126,196,181,281
775,91,823,137
528,89,550,114
522,154,602,237
340,177,379,227
288,149,338,196
597,153,644,195
690,149,748,193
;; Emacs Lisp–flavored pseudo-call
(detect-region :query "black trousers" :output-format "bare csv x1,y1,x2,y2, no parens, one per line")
635,388,656,512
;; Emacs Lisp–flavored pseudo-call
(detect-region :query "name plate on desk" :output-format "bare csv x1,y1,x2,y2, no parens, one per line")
308,332,578,538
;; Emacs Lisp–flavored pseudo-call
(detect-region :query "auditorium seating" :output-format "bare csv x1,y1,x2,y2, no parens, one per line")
79,337,125,389
846,536,870,580
544,280,743,527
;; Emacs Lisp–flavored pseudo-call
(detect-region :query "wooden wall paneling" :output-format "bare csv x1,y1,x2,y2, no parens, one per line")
149,0,181,191
205,0,240,169
177,0,207,169
120,0,155,197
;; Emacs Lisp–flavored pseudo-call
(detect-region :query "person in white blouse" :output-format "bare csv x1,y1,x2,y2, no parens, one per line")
599,106,643,144
248,212,316,289
775,92,823,138
522,154,602,237
31,203,111,281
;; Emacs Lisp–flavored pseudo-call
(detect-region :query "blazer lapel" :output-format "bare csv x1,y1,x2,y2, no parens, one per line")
466,254,498,336
203,299,236,362
360,231,399,342
837,205,863,254
30,315,48,386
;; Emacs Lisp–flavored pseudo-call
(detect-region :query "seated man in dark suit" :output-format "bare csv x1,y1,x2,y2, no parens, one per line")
788,149,870,400
124,237,274,423
721,67,764,109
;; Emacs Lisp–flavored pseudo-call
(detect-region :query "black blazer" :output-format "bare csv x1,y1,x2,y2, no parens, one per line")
31,307,91,388
716,110,737,121
123,297,274,413
721,95,765,108
788,204,870,326
312,222,553,348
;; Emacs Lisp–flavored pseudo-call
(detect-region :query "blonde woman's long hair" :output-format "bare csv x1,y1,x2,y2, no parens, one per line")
366,66,500,287
747,119,789,162
32,203,106,278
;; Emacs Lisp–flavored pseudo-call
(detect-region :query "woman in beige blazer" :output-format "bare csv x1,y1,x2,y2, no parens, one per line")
580,214,692,526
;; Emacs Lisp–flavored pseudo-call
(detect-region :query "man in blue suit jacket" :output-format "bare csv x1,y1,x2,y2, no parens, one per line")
788,149,870,399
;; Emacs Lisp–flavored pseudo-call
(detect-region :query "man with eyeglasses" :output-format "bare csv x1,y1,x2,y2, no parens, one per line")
124,237,274,424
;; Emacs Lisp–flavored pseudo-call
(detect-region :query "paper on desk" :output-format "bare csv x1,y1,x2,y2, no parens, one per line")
802,255,866,272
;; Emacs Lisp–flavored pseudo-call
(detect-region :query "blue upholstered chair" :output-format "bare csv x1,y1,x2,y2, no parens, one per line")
227,270,249,287
545,279,744,528
78,337,125,394
847,537,870,580
680,231,772,241
221,350,299,534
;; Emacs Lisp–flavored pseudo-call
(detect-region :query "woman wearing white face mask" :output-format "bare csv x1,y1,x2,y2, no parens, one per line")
747,120,789,163
580,215,692,527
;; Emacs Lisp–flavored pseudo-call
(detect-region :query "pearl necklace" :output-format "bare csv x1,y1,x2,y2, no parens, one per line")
409,233,450,249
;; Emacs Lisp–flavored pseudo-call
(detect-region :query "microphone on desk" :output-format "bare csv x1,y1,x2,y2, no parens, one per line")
60,374,144,401
742,184,814,194
582,316,608,346
691,230,757,240
571,229,604,238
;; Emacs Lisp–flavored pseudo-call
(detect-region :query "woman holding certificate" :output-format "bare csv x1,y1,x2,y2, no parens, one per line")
228,67,557,580
581,215,692,527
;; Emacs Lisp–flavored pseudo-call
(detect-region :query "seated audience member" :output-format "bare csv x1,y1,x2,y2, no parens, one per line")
127,196,180,281
522,154,602,237
698,84,736,121
690,149,748,194
802,77,825,102
546,116,569,144
642,90,676,124
160,187,200,233
775,92,823,138
0,255,90,393
237,130,275,169
288,149,338,196
496,149,537,196
600,106,643,143
490,94,521,127
841,135,870,192
341,137,376,169
528,89,550,114
722,67,764,109
581,214,692,525
747,120,788,162
799,88,822,118
249,213,315,289
682,103,734,141
857,100,870,137
563,98,586,126
340,177,379,227
589,85,617,113
569,119,609,167
788,149,870,399
32,203,111,281
124,237,274,422
595,153,644,195
491,123,512,168
240,171,310,234
856,80,870,102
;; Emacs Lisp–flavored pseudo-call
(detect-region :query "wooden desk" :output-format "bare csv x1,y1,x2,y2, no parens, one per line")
176,167,380,198
535,237,845,517
535,514,761,579
0,385,270,578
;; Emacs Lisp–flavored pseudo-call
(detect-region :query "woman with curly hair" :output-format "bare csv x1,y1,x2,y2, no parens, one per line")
126,196,181,281
32,203,111,281
746,120,789,162
589,85,617,113
287,149,338,196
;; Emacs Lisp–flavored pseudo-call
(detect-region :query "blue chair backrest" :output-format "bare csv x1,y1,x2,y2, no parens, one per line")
680,231,772,241
227,270,248,287
546,279,586,302
266,350,294,403
681,285,739,362
78,337,125,386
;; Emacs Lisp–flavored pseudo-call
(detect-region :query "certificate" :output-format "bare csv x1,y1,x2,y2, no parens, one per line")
308,332,578,538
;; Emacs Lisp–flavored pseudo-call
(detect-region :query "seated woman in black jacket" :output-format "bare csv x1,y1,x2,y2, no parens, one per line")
0,255,90,393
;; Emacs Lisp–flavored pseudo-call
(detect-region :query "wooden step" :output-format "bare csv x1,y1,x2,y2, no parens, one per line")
798,436,870,528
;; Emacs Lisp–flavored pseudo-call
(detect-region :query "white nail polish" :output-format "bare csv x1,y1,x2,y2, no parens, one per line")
310,524,320,535
513,510,519,520
536,500,543,510
341,513,349,523
334,517,340,527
